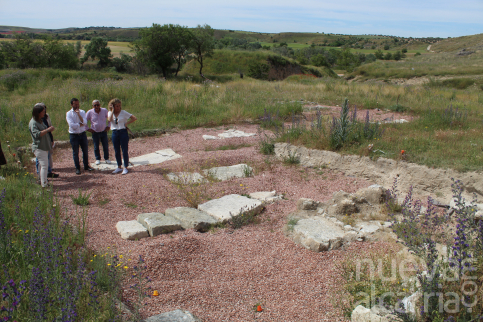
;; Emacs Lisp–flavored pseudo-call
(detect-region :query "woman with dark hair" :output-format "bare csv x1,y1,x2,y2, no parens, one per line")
35,104,59,178
29,103,55,187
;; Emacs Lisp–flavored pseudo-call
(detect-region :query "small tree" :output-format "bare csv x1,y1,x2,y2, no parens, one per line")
374,49,384,60
384,52,393,60
190,24,215,75
132,24,191,77
393,51,402,61
80,37,112,67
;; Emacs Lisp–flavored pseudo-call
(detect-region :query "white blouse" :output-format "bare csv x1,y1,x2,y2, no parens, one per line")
108,110,132,130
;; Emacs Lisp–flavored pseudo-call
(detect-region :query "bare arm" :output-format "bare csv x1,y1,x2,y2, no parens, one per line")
126,115,137,126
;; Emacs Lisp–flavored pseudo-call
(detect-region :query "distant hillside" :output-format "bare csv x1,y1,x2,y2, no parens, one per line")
431,33,483,52
181,50,336,79
0,25,449,51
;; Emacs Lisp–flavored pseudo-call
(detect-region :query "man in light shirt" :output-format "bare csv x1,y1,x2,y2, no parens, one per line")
86,100,111,165
66,98,94,175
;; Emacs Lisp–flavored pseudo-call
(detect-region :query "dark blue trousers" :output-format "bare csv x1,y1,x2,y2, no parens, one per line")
69,132,89,170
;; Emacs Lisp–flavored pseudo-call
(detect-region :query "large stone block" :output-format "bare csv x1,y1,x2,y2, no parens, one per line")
116,220,149,240
166,172,206,184
198,194,263,222
144,309,202,322
292,216,352,252
355,184,387,204
165,207,218,231
137,213,183,236
203,164,252,181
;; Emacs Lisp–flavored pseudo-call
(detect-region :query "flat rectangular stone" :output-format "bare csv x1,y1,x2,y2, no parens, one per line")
145,309,202,322
137,213,183,236
198,194,263,222
116,220,149,240
130,149,182,166
165,207,219,231
202,164,252,181
166,172,206,184
92,149,181,170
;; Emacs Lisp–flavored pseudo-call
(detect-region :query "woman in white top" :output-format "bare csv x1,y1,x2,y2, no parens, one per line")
107,98,137,175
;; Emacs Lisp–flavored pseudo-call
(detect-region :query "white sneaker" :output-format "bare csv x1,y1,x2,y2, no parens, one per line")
95,160,101,165
105,160,111,164
112,168,123,174
122,168,128,175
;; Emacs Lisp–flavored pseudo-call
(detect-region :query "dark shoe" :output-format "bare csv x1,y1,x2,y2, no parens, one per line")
47,173,59,178
76,168,81,175
84,167,94,171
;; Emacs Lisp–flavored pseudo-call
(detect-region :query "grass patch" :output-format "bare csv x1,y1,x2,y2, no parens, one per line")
70,188,92,206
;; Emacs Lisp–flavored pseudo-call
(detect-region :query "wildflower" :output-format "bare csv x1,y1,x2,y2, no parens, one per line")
123,266,128,269
90,260,93,262
153,290,159,296
12,153,15,157
240,184,243,186
120,255,123,259
257,305,263,312
401,150,405,155
107,263,111,266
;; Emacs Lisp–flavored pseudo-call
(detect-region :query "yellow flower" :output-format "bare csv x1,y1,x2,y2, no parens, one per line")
90,260,93,262
115,264,121,267
25,230,29,233
94,255,97,257
123,266,128,269
108,263,111,266
240,184,243,186
120,255,123,259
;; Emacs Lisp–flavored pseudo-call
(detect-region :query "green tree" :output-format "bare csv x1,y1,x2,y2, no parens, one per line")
384,52,393,60
310,54,329,67
42,37,79,69
0,34,43,68
393,51,402,61
401,48,408,53
132,24,191,77
80,37,112,67
374,49,384,60
190,24,215,75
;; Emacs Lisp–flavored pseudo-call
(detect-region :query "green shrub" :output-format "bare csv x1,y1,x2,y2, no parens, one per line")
70,188,92,206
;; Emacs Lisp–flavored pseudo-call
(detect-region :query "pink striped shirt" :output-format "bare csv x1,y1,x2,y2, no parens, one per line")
86,108,111,132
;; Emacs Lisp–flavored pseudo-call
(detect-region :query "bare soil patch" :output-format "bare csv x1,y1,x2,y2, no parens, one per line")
47,124,386,321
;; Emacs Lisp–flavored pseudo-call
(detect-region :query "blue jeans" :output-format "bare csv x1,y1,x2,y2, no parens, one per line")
69,132,89,170
111,129,129,168
92,131,109,161
36,151,52,174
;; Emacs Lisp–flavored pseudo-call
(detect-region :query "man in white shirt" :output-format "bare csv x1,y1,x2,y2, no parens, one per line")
66,98,94,175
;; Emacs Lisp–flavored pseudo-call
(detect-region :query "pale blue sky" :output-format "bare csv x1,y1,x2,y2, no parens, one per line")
0,0,481,38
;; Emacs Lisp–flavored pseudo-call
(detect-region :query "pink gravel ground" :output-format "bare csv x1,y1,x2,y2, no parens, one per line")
46,123,390,321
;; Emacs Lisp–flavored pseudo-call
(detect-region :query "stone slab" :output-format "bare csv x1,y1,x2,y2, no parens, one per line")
144,309,202,322
354,221,382,235
166,172,206,184
198,194,263,222
91,149,181,170
116,220,149,240
292,216,356,252
249,191,282,203
203,164,252,181
217,129,256,138
130,149,182,166
202,135,220,140
137,212,183,236
165,207,218,231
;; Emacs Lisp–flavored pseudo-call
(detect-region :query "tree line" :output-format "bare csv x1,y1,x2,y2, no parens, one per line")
0,24,215,77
